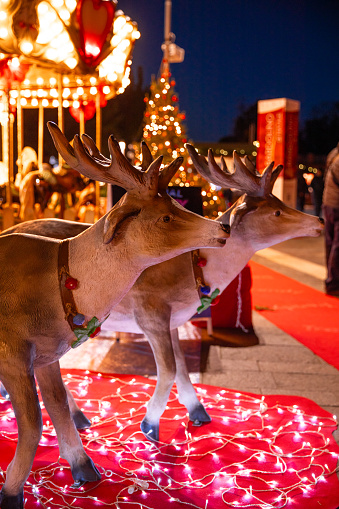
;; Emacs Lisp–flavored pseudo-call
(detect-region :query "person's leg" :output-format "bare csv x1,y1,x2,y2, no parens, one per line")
323,205,334,267
324,205,339,295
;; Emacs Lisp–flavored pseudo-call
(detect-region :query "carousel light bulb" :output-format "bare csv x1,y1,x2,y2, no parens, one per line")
85,43,100,58
122,77,130,88
10,57,20,69
107,71,118,82
132,30,141,40
90,87,97,95
65,57,77,69
102,85,110,95
73,100,80,109
77,87,84,95
110,34,121,47
59,8,70,21
45,48,58,61
20,98,27,106
52,100,59,107
19,40,33,55
65,0,76,11
31,98,38,107
114,16,126,32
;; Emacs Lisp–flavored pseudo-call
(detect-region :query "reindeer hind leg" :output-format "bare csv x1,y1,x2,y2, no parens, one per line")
64,384,91,429
170,328,211,426
0,350,42,509
0,382,9,400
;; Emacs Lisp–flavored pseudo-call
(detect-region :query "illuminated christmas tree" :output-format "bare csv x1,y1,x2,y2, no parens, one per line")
142,69,225,218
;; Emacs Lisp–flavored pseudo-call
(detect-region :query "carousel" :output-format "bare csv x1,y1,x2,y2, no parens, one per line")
0,0,140,228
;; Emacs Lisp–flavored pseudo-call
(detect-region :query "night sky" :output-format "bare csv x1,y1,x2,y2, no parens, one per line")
117,0,339,143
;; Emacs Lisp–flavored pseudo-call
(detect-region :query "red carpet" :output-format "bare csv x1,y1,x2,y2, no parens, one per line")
1,370,338,508
250,261,339,370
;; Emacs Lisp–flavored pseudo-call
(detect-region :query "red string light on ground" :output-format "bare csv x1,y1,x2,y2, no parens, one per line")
0,370,338,508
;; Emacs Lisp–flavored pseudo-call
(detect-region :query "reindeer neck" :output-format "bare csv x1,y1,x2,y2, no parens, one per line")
67,215,143,320
198,226,255,294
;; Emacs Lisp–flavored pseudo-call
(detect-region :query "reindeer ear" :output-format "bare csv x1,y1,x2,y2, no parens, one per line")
230,196,259,227
103,203,141,244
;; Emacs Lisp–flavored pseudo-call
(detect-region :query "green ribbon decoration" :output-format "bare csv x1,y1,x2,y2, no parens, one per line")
196,288,220,314
72,315,109,349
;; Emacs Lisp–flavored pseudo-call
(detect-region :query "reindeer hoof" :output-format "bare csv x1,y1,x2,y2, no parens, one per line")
0,489,23,509
140,417,159,442
72,410,92,429
71,456,101,484
189,404,212,425
0,383,9,401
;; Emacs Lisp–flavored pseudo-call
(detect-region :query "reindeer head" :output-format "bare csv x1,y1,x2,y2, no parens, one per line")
48,123,230,264
186,144,324,249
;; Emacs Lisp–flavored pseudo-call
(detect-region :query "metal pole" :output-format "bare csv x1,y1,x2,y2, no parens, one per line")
57,74,64,168
95,93,101,220
4,90,11,205
79,109,85,136
163,0,172,74
38,102,44,167
17,85,23,176
2,89,14,228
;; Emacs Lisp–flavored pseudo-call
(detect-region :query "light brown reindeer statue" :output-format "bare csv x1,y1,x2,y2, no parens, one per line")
1,143,325,451
0,124,230,509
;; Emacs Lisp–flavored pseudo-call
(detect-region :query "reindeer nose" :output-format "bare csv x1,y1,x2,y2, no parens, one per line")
318,217,324,225
221,223,230,234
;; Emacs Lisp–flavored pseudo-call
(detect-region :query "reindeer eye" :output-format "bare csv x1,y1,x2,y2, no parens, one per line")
162,215,171,223
274,210,281,217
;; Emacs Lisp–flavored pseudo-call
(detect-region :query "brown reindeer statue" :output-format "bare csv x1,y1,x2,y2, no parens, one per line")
1,143,324,448
0,123,230,509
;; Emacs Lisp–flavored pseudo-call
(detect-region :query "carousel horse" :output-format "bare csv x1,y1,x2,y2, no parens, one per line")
19,162,87,221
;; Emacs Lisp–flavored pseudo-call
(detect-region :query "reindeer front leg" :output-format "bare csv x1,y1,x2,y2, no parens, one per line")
0,345,42,509
135,306,176,442
170,328,211,426
35,362,100,484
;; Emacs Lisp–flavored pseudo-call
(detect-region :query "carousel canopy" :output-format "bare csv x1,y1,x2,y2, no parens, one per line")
0,0,140,109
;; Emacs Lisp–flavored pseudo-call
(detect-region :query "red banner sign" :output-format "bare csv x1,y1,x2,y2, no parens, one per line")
257,98,300,179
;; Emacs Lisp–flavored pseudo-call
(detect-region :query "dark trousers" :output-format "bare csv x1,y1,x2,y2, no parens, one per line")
323,205,339,294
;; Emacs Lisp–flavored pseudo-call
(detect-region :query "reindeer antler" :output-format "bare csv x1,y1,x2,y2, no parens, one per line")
47,122,162,199
136,141,184,191
136,140,183,191
48,122,183,197
186,144,283,197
